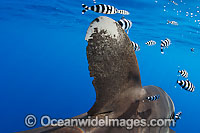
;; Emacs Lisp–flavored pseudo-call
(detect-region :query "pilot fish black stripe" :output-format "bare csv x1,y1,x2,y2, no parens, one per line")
161,38,171,54
82,4,129,15
146,95,160,101
178,70,188,78
82,4,116,14
177,80,195,92
131,41,140,51
118,17,132,34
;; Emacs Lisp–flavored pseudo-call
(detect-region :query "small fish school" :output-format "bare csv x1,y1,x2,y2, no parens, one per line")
81,0,196,128
175,66,195,92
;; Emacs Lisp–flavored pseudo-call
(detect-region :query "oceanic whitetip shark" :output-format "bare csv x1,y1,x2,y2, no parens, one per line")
19,16,175,133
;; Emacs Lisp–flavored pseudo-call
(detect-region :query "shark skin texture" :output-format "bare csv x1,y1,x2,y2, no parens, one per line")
19,16,175,133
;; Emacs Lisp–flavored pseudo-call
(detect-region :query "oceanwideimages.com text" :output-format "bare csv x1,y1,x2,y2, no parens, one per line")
25,114,176,129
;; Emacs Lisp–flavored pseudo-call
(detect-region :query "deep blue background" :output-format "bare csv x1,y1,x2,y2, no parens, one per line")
0,0,199,132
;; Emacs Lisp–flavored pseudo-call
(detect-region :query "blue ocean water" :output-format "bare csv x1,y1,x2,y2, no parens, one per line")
0,0,199,132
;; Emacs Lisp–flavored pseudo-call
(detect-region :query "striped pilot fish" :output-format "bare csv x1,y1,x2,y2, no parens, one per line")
118,17,132,34
178,70,188,78
175,111,182,121
145,40,156,46
161,38,171,54
169,0,178,5
82,4,130,15
146,95,160,101
131,41,140,51
177,80,195,92
167,20,178,26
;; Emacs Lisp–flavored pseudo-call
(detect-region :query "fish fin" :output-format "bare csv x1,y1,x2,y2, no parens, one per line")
121,16,125,19
167,20,170,24
82,4,89,14
82,4,89,9
174,80,178,88
82,9,88,14
161,46,164,54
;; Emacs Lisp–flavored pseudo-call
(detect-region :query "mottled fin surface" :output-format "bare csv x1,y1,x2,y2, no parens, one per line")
85,16,142,116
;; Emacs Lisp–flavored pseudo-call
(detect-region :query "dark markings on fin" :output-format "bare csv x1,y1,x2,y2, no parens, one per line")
94,18,100,22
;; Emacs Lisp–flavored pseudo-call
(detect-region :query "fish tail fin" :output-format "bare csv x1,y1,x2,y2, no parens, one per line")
161,46,164,54
82,9,88,14
82,4,89,9
138,46,140,51
174,80,179,88
82,4,89,14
